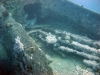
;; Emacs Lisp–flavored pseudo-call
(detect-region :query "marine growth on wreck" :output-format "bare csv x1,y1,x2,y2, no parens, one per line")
0,0,100,75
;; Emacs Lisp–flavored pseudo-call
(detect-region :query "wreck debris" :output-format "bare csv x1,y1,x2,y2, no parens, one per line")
28,27,100,73
0,5,53,75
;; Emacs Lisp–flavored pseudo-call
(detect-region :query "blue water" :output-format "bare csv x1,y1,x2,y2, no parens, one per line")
70,0,100,13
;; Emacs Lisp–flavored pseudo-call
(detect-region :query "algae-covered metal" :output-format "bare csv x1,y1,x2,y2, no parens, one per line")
0,5,53,75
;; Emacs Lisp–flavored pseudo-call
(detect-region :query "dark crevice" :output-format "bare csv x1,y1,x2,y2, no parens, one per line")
24,2,41,22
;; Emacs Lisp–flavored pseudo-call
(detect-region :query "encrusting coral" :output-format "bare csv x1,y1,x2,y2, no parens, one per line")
28,27,100,74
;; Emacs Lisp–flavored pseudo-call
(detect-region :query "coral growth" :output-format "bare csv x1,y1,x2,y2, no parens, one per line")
13,36,24,54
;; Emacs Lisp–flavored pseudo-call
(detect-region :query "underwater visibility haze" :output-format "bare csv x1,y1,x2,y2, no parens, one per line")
0,0,100,75
70,0,100,13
